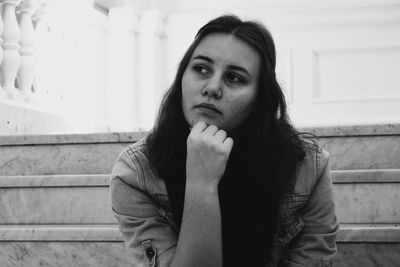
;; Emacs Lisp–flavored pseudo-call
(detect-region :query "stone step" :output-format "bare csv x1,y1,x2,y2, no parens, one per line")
304,124,400,170
333,169,400,224
0,224,398,242
0,132,145,176
0,224,398,267
0,170,399,224
0,225,135,267
0,124,399,175
0,174,117,225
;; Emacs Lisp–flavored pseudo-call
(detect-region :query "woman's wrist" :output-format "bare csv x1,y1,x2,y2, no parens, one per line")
185,177,220,196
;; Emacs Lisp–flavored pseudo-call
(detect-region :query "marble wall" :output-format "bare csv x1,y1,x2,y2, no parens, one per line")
0,171,398,225
0,239,399,266
0,124,399,266
0,242,136,267
318,135,400,170
0,186,116,224
0,132,147,176
0,143,129,176
335,243,400,267
334,182,400,223
1,126,399,175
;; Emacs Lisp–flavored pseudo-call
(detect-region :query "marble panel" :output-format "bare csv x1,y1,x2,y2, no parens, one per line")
0,225,121,241
0,224,398,266
2,224,399,242
1,172,398,224
1,125,399,174
0,132,146,146
0,143,130,175
0,174,109,187
317,135,400,169
0,187,116,224
0,242,136,267
1,223,398,242
2,134,398,176
332,169,400,183
302,123,400,137
338,224,400,242
0,241,398,267
333,183,400,223
4,170,398,186
1,123,398,145
335,243,400,267
0,234,399,266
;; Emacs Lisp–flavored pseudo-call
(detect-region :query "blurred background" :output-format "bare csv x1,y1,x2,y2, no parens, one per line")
1,0,400,134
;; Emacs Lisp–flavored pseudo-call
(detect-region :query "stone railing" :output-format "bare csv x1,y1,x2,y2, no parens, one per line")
0,0,104,109
0,0,110,135
0,0,45,104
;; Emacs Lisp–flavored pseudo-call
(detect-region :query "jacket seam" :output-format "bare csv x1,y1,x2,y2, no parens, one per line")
316,148,320,179
126,147,147,191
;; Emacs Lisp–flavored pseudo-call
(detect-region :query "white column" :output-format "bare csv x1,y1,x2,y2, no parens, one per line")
136,10,168,130
131,10,142,130
16,0,39,102
0,0,22,100
0,2,4,98
105,7,141,132
32,0,50,99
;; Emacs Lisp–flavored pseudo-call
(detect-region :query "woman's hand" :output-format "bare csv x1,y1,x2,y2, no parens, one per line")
186,121,234,190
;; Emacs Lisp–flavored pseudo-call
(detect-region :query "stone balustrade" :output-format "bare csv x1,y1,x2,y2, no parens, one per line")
0,0,105,110
0,0,111,135
0,0,41,103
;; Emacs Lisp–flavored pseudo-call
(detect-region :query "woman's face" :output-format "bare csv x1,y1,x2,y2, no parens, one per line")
182,33,260,132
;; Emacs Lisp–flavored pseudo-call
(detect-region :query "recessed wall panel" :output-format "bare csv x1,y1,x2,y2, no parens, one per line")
313,47,400,102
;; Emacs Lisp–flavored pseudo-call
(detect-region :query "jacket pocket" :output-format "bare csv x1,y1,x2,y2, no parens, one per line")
274,213,304,246
274,193,308,246
156,194,178,233
141,240,157,267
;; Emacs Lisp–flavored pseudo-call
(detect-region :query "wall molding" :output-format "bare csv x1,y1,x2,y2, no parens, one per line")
312,45,400,103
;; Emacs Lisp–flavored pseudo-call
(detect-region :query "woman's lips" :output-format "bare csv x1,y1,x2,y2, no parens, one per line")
195,103,221,114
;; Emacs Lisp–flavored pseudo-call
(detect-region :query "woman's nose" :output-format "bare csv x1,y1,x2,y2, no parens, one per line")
202,75,222,98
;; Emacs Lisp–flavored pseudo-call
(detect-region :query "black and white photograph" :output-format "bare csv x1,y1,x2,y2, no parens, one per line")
0,0,399,266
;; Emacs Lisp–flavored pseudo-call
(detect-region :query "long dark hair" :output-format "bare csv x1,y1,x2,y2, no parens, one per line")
147,14,307,265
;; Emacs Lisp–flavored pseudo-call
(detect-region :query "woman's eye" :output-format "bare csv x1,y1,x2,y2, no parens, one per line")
193,65,209,74
226,72,244,84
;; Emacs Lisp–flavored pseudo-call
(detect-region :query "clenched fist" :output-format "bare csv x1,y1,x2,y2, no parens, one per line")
186,121,234,190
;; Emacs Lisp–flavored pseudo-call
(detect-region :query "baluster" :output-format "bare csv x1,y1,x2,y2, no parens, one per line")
0,0,22,100
17,0,39,102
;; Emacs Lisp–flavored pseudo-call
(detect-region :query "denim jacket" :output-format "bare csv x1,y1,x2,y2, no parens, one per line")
110,136,339,267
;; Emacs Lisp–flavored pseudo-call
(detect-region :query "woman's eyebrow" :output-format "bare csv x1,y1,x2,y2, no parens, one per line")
192,55,250,77
192,55,213,63
227,65,250,77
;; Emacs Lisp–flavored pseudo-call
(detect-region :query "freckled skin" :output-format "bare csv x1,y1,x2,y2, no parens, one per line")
181,33,260,132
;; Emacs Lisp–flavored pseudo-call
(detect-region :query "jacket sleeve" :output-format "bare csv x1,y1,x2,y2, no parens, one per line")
110,147,177,267
282,150,339,267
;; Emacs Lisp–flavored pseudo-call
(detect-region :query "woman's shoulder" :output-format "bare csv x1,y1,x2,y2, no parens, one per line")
122,135,149,156
111,135,167,195
302,137,330,172
292,137,330,195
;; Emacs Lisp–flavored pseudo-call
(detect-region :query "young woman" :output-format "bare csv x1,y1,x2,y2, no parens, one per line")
111,15,338,267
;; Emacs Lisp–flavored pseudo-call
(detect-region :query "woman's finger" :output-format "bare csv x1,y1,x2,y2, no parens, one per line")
214,129,227,142
223,137,234,152
203,124,219,137
191,120,207,134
